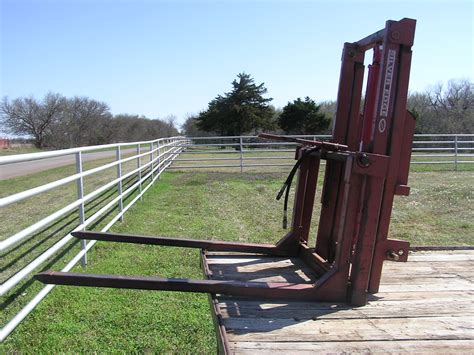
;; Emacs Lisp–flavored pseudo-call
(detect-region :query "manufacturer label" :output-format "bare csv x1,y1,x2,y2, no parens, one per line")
379,49,397,126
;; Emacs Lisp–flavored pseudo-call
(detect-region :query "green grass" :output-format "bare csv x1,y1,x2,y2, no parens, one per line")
390,171,474,245
1,168,473,352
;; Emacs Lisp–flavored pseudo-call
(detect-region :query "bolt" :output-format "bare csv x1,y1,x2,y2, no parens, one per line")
358,153,371,167
387,250,400,261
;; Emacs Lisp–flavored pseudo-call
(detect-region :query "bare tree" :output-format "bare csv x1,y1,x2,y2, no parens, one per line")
111,114,179,142
47,97,112,148
407,91,436,133
423,79,474,133
164,115,178,137
1,93,64,148
181,114,212,136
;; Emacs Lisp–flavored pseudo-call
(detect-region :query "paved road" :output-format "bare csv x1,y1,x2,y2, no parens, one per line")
0,149,137,180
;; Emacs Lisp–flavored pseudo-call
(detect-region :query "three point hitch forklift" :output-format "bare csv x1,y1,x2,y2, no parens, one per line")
37,18,417,307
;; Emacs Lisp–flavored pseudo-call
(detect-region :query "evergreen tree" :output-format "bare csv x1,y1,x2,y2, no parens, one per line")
197,73,275,135
278,97,330,134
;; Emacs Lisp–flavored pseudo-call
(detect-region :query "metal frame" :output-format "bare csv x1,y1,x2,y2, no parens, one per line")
37,18,418,307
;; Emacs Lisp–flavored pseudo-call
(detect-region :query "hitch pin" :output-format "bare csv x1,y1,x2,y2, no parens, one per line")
387,249,404,261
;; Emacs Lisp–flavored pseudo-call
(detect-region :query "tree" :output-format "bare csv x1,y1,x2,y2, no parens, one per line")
164,115,179,137
407,91,435,133
427,79,473,133
181,114,211,137
278,97,330,135
47,97,112,148
112,114,179,142
196,73,275,136
1,93,64,148
407,79,473,133
0,93,182,148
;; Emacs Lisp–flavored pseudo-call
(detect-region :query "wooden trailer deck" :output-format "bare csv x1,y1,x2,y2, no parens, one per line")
204,249,474,354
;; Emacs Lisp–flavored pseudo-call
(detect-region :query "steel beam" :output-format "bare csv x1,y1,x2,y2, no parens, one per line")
35,271,346,301
72,231,288,256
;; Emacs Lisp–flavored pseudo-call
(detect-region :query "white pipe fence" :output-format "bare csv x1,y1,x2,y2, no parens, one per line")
0,136,187,341
170,134,474,172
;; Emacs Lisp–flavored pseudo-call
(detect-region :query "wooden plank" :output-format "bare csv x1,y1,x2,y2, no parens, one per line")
378,278,473,292
209,264,315,277
408,249,474,255
380,274,471,282
207,256,316,272
206,257,284,265
208,258,308,269
218,300,473,320
380,272,474,281
405,254,474,262
218,291,473,308
211,268,315,283
208,256,318,283
224,316,474,342
220,305,473,320
382,262,474,272
229,340,474,353
211,273,314,284
370,290,474,302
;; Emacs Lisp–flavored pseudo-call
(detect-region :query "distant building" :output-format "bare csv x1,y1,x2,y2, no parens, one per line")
0,138,11,149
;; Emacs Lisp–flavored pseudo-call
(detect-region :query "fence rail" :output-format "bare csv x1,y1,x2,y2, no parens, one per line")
0,136,187,341
170,134,474,172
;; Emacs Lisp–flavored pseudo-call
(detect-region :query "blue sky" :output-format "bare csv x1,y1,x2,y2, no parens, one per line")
1,0,473,126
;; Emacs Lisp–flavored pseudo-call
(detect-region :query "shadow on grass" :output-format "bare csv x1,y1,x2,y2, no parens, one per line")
1,173,142,285
0,239,79,310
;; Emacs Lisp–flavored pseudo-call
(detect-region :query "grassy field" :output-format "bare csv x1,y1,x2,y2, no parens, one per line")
1,167,473,352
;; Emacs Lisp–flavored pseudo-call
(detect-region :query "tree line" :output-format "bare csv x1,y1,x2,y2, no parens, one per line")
0,93,179,148
2,75,472,148
407,79,473,133
183,74,473,137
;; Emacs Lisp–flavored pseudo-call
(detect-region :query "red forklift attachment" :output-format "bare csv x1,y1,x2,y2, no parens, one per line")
36,18,417,306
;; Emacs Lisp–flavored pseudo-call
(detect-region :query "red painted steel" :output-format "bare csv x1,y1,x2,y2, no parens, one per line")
36,18,416,308
259,133,348,151
361,45,382,150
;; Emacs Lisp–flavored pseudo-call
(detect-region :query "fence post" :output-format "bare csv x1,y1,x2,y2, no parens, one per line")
454,134,458,171
239,137,244,173
116,146,124,221
137,144,142,200
157,140,161,179
150,142,155,180
75,152,87,266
